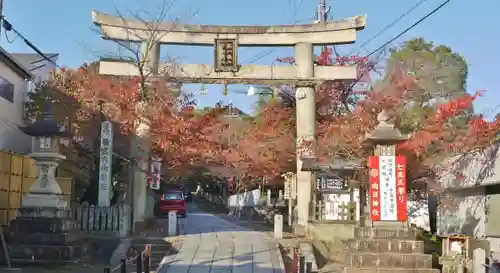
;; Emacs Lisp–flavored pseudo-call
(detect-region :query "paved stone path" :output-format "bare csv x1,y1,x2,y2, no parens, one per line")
158,204,284,273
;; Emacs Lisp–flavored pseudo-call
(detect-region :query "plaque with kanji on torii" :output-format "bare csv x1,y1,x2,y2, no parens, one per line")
214,39,238,73
368,156,408,221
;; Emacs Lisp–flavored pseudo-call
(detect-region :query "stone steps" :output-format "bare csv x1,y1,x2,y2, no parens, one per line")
343,239,424,254
354,227,417,240
345,252,433,268
309,225,438,273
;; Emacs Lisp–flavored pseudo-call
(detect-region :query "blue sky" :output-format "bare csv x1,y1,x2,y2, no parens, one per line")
3,0,499,117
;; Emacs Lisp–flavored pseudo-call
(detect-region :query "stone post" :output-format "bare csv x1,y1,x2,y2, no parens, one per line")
274,214,283,239
168,211,177,236
364,110,409,227
294,42,315,230
473,248,486,273
129,40,160,233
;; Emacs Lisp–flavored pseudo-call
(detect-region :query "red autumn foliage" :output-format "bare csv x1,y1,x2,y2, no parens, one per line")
221,101,295,180
49,64,227,175
229,57,499,192
315,74,499,163
221,48,375,182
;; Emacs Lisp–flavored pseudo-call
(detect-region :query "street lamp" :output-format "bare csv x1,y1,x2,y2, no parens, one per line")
247,86,257,96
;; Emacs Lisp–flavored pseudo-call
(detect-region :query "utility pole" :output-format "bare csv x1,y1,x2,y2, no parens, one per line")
317,0,331,54
0,0,4,42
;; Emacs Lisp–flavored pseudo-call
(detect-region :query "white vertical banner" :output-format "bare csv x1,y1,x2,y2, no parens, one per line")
98,121,113,207
369,156,408,222
281,172,296,200
150,155,162,190
378,156,397,221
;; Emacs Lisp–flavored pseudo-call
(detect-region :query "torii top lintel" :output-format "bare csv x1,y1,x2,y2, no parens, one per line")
91,10,366,46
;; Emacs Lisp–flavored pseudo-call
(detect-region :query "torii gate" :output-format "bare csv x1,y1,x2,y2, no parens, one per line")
91,10,366,232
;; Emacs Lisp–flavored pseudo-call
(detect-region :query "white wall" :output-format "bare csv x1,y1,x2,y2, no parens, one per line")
437,192,486,238
0,61,32,153
436,145,500,239
227,189,261,207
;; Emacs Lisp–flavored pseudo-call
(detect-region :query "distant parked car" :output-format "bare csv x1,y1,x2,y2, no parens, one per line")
157,190,186,218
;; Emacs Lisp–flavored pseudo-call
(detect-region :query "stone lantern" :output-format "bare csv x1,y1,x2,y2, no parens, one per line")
18,103,70,209
8,103,85,263
362,109,410,227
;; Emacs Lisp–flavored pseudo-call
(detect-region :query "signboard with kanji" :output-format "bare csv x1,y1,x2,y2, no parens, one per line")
150,156,162,190
214,39,238,72
369,156,407,221
283,172,296,200
98,121,113,207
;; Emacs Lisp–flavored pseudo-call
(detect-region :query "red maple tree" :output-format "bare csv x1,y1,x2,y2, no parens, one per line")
48,64,228,176
228,47,500,194
221,101,295,181
221,48,374,183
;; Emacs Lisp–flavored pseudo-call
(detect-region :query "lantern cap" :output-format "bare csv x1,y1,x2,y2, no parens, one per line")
19,101,71,137
365,109,409,145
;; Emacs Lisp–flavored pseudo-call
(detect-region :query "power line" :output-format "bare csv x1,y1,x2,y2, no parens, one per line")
352,0,429,54
242,0,307,64
247,0,424,65
368,0,451,58
292,0,307,22
1,17,61,69
348,0,452,91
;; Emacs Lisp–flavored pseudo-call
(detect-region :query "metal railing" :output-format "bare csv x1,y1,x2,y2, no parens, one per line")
104,244,152,273
292,247,313,273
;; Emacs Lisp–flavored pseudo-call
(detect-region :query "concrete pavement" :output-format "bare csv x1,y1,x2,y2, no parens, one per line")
158,204,284,273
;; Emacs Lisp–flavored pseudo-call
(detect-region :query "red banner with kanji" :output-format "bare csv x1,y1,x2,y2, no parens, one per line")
227,177,233,194
395,156,408,221
369,156,407,221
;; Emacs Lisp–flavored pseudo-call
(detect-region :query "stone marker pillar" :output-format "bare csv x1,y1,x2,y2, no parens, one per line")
274,214,283,239
267,189,272,206
168,211,177,236
364,110,409,227
8,104,84,263
295,42,315,231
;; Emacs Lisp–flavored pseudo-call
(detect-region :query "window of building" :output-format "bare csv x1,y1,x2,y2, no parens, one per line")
0,76,14,103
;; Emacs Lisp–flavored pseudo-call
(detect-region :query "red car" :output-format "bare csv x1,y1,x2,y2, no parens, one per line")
158,190,187,218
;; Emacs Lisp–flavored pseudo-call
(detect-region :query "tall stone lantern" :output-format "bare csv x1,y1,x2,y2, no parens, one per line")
19,105,70,210
8,103,85,263
363,110,410,227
